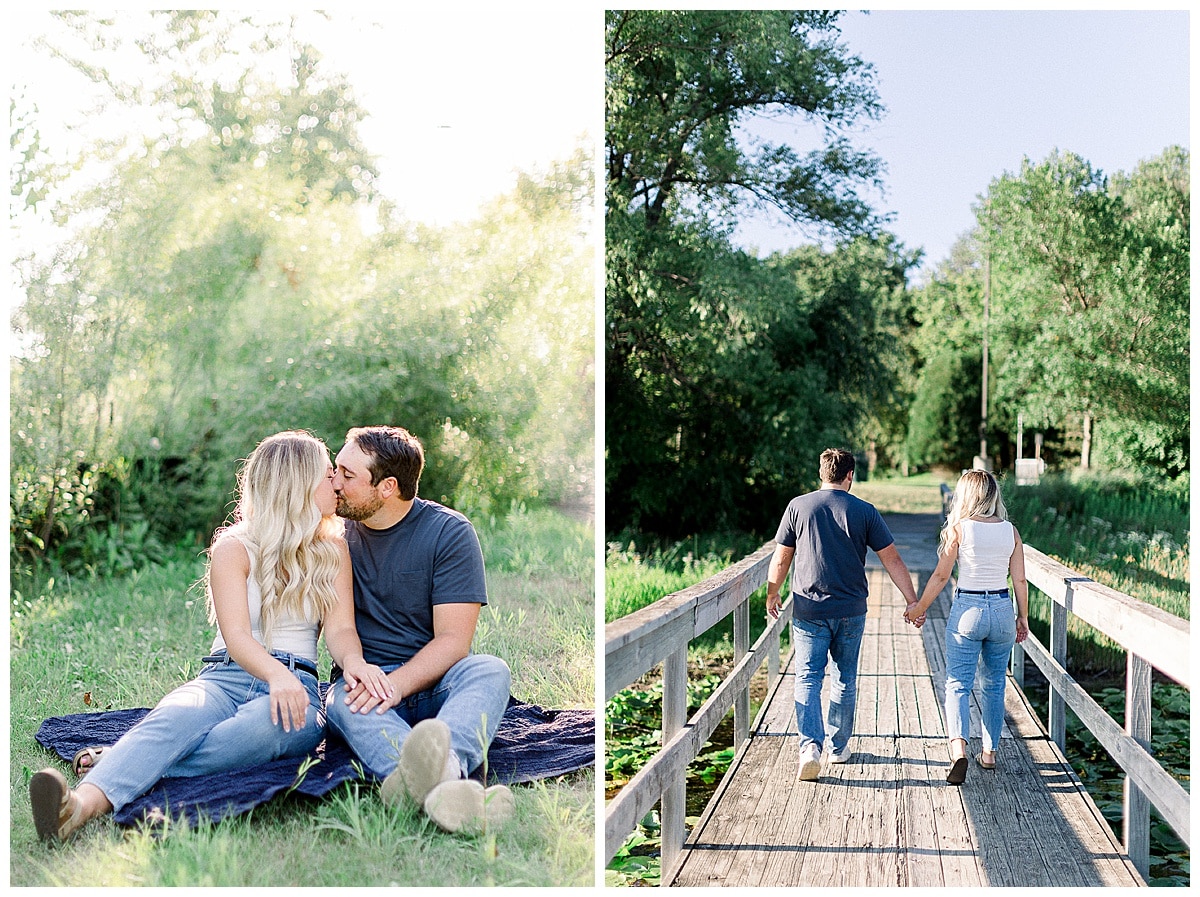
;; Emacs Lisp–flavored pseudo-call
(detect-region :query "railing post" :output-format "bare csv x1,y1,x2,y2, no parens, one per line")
1011,634,1025,689
1048,598,1067,750
734,599,750,747
1124,653,1152,879
768,623,781,683
661,646,688,876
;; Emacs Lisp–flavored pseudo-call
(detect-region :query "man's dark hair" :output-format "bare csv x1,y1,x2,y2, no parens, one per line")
345,426,425,500
819,448,855,484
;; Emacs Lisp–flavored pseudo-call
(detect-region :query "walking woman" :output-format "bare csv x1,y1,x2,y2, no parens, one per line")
903,469,1029,785
30,431,394,842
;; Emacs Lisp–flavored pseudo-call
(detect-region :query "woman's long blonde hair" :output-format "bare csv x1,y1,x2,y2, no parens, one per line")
207,431,344,646
939,469,1008,556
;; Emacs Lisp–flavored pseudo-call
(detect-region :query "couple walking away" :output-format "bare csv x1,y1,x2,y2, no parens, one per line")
30,426,513,843
765,449,1029,785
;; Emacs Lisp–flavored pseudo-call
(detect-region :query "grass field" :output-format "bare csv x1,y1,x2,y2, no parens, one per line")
11,507,595,887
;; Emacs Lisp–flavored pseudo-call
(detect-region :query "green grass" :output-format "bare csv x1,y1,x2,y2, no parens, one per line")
11,507,595,887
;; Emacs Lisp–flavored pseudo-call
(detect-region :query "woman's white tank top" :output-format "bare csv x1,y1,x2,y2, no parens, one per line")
956,519,1015,591
209,533,320,661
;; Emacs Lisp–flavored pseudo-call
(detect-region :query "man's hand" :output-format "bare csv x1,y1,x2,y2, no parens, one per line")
766,592,782,620
343,668,401,715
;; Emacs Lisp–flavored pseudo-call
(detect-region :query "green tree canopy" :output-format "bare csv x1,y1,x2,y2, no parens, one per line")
906,147,1189,475
11,12,593,566
606,9,884,234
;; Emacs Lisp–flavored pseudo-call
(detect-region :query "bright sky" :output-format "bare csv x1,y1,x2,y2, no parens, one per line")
731,8,1191,277
8,9,598,229
297,9,597,225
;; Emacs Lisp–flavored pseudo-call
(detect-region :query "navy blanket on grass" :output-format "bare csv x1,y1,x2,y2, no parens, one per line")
36,694,594,827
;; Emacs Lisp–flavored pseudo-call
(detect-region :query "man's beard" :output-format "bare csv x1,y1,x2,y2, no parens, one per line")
336,492,385,521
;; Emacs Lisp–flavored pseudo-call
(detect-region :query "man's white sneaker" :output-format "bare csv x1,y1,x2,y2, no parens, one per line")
828,746,852,764
797,743,821,781
424,780,515,833
381,718,459,807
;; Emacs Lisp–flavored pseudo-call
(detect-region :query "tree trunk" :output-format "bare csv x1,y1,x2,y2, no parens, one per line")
1080,410,1092,469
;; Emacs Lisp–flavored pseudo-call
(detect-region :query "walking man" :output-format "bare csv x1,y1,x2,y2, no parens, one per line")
325,425,514,832
766,448,920,780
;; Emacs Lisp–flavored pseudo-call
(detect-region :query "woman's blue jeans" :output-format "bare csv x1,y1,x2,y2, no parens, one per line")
83,651,324,812
944,590,1016,751
792,615,866,754
324,653,511,780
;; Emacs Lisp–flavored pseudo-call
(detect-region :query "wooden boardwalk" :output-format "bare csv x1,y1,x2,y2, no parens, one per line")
668,512,1144,887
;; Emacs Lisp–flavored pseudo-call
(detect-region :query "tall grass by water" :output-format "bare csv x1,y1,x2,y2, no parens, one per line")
11,507,594,887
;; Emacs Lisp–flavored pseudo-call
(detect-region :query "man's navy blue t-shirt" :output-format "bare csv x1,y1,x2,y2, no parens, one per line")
345,497,488,666
774,488,894,621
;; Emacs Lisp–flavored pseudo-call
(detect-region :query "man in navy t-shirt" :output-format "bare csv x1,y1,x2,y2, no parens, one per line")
325,426,514,834
766,448,919,781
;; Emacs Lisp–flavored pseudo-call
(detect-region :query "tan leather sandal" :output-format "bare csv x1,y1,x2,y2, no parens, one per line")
30,768,86,843
72,746,107,777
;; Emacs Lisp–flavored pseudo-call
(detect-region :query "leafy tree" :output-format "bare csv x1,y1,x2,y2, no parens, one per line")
984,149,1188,474
607,9,884,234
606,10,904,536
907,147,1189,476
905,236,987,469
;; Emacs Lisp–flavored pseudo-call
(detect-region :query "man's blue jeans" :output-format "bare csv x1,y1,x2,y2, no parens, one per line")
325,653,511,780
83,651,324,812
792,615,866,754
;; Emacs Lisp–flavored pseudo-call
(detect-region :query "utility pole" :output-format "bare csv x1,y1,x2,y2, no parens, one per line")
974,232,992,472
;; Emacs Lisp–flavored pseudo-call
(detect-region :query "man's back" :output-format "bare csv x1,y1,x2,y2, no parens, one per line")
775,488,893,619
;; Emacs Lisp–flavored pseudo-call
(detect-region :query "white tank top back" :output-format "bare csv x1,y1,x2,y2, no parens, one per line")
209,532,320,661
956,519,1015,591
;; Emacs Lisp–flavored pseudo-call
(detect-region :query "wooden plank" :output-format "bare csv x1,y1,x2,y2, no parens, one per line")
671,659,794,887
1000,678,1144,886
605,543,774,698
605,608,789,863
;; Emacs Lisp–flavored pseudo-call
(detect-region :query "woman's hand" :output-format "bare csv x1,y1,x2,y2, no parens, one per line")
267,669,311,733
1015,615,1029,644
903,602,926,628
343,659,395,708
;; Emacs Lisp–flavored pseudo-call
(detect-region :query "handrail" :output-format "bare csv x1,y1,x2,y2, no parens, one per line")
1015,544,1190,877
603,541,780,869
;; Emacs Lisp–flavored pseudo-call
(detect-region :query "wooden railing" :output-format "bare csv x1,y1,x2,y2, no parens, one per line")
603,542,784,869
1013,546,1191,878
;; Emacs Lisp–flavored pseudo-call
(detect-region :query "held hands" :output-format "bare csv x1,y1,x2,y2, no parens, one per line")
267,670,311,733
1015,615,1030,644
903,602,926,629
342,660,397,715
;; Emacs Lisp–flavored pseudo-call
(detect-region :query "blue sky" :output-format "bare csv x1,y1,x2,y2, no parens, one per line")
731,9,1191,277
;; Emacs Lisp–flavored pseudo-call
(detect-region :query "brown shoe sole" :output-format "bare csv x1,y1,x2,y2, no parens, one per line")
30,769,68,842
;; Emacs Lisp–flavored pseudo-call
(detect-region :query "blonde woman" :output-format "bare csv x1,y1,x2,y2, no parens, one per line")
903,469,1029,785
30,431,393,842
